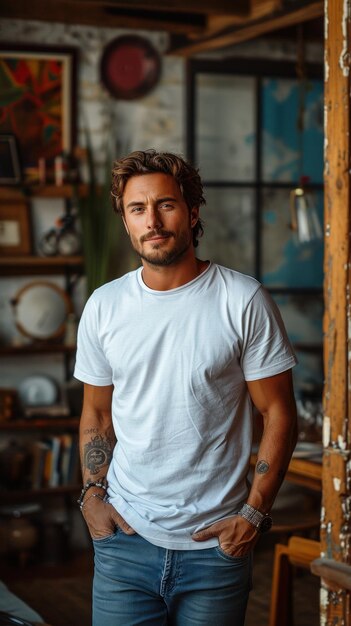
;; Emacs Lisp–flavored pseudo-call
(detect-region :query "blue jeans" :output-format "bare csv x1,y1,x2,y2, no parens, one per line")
92,528,252,626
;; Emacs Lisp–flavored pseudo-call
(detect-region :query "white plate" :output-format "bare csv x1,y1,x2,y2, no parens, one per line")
18,375,59,407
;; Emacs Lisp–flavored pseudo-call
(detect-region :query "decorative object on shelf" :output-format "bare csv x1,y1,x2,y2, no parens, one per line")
39,208,81,257
0,134,21,184
0,202,32,256
0,503,41,564
10,281,73,341
0,441,31,490
64,312,78,347
18,375,59,407
0,388,19,421
0,43,77,183
100,35,161,100
18,374,70,418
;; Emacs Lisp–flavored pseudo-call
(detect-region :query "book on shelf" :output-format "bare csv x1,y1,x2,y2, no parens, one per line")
29,434,79,489
31,440,51,489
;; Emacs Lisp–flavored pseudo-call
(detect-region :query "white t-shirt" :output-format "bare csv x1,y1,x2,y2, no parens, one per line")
74,263,296,550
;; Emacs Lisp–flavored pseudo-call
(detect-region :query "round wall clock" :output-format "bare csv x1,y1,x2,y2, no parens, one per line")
100,35,162,100
10,281,73,341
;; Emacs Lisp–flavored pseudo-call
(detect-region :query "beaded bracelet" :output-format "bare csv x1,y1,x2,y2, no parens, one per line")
80,492,107,511
77,477,107,510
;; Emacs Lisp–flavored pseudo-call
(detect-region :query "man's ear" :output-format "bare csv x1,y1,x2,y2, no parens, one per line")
121,214,130,236
190,207,200,227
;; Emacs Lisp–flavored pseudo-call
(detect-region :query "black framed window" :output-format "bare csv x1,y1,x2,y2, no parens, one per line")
187,58,324,406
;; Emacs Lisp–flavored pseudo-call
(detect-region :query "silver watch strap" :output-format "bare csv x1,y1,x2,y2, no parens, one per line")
238,503,266,528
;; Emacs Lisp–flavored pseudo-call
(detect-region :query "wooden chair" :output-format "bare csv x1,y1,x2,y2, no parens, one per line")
269,536,321,626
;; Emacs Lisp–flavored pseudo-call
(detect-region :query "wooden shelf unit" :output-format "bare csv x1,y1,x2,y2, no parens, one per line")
0,183,88,201
0,255,84,276
1,484,81,502
0,417,80,431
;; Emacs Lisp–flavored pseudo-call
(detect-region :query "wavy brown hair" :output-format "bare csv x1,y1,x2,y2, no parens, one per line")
111,149,205,247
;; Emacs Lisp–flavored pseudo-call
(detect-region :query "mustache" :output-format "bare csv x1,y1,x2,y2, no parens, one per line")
141,230,174,243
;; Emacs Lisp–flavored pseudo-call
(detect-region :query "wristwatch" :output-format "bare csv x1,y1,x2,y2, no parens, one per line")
238,503,273,533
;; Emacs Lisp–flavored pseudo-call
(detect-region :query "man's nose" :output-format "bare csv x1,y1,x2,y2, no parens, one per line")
146,207,162,230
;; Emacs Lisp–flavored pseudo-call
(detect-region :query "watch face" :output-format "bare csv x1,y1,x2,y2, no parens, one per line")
260,516,273,533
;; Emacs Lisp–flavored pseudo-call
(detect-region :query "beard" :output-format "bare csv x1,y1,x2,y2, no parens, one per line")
130,229,192,267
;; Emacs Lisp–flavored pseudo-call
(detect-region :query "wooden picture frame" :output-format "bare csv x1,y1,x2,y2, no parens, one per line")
0,43,77,182
0,134,21,184
0,202,32,255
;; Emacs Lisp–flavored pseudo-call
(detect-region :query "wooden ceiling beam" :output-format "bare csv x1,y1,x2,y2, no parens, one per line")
62,0,250,16
206,0,282,33
0,0,206,34
169,1,324,55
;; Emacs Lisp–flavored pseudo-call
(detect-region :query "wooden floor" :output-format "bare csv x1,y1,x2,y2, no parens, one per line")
3,536,320,626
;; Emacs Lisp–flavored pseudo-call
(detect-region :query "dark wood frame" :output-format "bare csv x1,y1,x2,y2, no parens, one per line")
0,43,78,181
0,201,32,255
0,134,21,184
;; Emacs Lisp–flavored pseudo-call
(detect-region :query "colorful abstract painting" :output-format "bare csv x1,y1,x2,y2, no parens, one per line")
0,46,75,180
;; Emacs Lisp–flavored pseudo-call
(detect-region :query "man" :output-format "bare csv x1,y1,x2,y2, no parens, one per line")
74,149,298,626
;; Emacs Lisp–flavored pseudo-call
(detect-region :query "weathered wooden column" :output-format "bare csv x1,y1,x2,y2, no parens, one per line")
322,0,351,622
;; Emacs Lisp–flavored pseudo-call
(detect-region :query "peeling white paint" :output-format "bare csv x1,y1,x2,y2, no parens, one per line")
320,587,328,626
339,0,351,77
323,416,331,447
333,477,342,491
324,49,329,82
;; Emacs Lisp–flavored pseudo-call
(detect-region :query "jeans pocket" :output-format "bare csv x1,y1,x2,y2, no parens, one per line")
215,546,250,563
92,526,121,545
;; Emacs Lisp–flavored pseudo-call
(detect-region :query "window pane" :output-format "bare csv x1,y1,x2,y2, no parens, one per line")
292,350,323,402
262,78,324,183
198,187,255,275
195,74,256,182
272,294,323,345
262,188,323,288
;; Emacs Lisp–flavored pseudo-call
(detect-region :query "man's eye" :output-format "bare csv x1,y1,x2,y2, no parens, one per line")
131,206,144,213
160,203,173,210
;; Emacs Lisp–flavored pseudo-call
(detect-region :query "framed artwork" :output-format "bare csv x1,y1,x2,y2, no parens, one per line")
0,134,21,184
0,202,32,255
0,43,77,182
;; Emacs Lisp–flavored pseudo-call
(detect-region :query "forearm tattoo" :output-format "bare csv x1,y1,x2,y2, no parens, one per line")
256,459,270,474
83,428,115,475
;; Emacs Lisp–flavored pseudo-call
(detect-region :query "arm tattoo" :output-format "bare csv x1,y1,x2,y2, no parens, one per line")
256,459,270,474
83,432,115,475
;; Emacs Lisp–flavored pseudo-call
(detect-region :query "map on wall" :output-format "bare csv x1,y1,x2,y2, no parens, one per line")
262,78,324,184
261,78,324,289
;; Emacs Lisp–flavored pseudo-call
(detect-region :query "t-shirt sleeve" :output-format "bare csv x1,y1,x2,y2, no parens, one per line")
240,286,297,381
74,295,113,386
